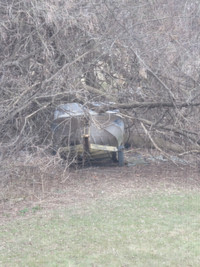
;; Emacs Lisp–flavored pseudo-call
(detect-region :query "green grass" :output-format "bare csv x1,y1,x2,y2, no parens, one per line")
1,192,200,267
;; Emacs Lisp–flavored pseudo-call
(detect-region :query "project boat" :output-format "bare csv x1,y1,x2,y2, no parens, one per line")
52,103,125,165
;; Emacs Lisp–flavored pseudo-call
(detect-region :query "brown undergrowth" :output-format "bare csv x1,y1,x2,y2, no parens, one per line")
0,149,199,221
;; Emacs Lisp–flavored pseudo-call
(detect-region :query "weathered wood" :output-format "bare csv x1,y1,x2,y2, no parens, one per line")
92,101,200,112
90,143,118,152
58,142,117,160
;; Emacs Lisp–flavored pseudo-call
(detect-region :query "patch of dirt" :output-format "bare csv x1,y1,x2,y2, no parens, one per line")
0,151,199,221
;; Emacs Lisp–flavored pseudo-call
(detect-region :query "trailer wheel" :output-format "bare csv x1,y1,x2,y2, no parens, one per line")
111,152,118,162
118,147,124,167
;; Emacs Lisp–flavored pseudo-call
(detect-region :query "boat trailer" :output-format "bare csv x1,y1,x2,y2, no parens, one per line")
52,103,125,166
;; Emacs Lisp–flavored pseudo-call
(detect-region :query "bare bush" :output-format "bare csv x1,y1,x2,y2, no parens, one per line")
0,0,199,167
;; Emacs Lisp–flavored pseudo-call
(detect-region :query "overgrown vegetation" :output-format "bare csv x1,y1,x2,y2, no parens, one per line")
0,0,199,165
1,3,199,265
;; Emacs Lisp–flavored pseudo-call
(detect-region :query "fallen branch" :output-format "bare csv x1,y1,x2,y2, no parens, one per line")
141,122,164,153
137,118,198,142
95,101,200,111
179,150,200,156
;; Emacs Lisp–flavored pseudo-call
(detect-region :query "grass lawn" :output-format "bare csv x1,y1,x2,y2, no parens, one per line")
1,191,200,267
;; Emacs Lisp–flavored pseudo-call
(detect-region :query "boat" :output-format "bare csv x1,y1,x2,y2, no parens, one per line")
52,103,125,165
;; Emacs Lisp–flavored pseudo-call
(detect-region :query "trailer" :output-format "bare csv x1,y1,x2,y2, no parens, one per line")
52,103,125,166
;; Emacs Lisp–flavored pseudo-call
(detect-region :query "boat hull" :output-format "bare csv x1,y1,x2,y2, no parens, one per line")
52,112,124,151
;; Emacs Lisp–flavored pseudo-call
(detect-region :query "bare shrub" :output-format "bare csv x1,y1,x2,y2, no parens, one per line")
0,0,199,170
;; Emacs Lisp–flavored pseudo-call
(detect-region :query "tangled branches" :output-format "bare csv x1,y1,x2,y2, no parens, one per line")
0,0,199,163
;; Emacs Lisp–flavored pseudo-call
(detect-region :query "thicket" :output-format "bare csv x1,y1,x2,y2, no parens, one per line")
0,0,199,165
